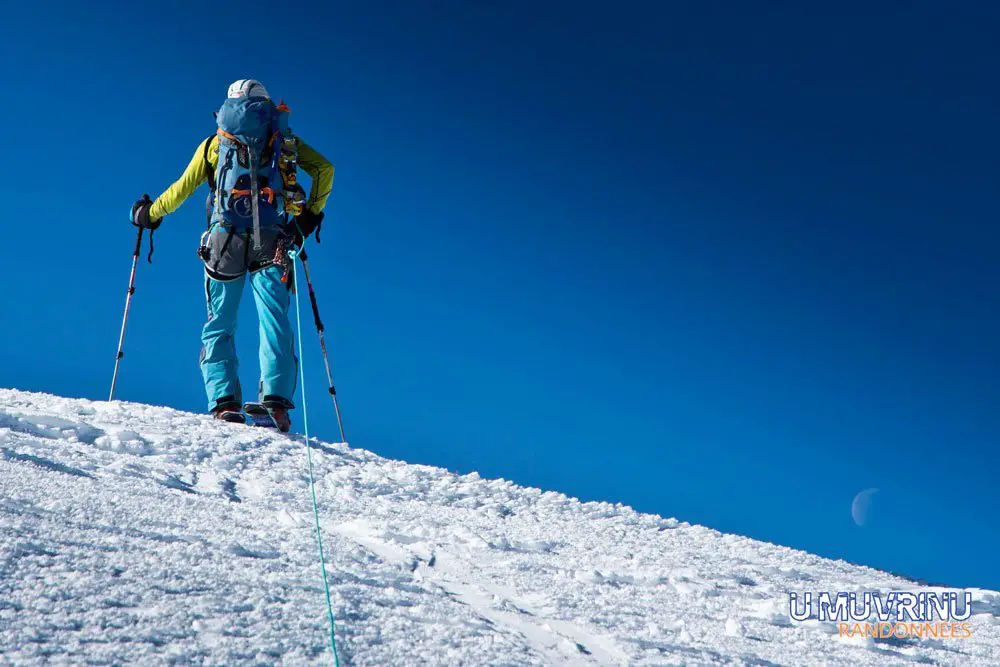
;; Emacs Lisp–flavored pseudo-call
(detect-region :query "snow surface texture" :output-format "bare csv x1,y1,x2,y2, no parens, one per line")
1,389,998,666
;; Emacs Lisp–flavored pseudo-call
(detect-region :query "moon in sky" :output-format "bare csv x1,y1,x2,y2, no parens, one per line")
851,488,879,527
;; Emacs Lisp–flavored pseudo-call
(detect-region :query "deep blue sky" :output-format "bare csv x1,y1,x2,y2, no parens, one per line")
2,1,998,590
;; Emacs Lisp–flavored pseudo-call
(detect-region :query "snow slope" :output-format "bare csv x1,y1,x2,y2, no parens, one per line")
1,389,998,666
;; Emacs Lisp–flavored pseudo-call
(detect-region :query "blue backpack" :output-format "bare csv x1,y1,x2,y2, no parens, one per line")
208,97,294,234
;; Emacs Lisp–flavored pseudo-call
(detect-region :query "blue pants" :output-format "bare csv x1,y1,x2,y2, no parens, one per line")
200,265,297,411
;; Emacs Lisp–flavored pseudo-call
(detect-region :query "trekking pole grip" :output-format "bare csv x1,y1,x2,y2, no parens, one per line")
132,225,145,258
131,193,152,258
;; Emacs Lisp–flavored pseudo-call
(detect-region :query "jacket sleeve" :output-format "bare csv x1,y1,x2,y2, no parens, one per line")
149,137,214,221
296,138,334,214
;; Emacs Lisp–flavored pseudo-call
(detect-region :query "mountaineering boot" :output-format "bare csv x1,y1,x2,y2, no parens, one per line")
270,407,291,433
243,402,291,432
213,402,245,425
261,396,294,434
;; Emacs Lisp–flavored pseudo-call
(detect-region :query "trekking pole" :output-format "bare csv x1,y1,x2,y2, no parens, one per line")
297,248,347,443
109,198,149,401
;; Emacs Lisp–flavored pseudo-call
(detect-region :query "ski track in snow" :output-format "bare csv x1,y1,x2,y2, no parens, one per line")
0,388,997,666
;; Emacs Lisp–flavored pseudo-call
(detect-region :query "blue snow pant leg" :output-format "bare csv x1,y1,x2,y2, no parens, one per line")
249,265,298,407
200,275,245,410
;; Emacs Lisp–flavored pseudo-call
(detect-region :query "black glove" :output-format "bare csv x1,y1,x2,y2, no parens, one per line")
131,194,161,230
290,208,324,246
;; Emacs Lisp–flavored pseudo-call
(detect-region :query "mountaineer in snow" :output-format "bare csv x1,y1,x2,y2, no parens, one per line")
129,79,334,432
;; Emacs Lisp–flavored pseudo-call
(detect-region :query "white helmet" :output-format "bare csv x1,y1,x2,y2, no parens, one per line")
227,79,270,100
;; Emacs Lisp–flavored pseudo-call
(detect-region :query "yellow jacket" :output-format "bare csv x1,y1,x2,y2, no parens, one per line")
149,135,334,222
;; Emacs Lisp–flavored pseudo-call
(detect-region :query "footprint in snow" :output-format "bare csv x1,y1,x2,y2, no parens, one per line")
0,412,104,445
228,543,280,559
1,448,96,479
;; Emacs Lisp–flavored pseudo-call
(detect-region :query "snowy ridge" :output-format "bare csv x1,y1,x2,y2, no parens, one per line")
1,388,998,666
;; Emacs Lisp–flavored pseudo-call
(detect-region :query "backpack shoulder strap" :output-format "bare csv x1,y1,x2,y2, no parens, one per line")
204,134,217,192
